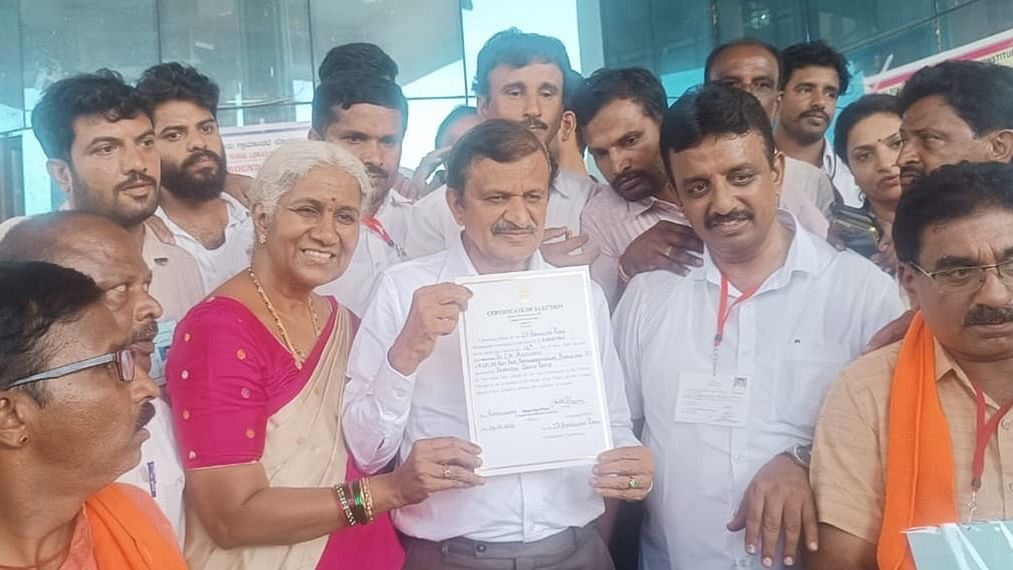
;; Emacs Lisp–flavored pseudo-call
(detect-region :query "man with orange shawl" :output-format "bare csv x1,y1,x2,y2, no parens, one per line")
810,161,1013,569
0,261,185,569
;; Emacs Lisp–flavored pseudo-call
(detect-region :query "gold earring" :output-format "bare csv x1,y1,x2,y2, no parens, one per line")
257,233,266,245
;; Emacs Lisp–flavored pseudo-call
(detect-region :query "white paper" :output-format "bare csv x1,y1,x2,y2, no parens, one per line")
456,267,613,476
673,372,751,428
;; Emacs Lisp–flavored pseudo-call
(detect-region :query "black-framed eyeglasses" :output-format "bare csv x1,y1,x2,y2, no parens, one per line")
910,258,1013,292
6,348,135,390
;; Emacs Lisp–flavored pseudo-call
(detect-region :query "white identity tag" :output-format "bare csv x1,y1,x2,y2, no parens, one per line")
673,372,751,428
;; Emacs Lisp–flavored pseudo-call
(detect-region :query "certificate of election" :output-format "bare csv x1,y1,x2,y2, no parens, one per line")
456,267,613,477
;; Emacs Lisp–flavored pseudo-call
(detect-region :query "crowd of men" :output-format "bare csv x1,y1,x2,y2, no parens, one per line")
1,25,1012,570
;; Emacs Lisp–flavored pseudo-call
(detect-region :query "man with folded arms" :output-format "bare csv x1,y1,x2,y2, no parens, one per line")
613,84,902,569
343,119,652,569
810,162,1013,569
0,261,185,569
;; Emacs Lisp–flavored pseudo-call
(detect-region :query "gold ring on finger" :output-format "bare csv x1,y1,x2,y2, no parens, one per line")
628,477,639,489
443,467,453,479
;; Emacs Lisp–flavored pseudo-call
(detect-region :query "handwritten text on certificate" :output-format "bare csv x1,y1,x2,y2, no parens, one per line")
456,267,613,476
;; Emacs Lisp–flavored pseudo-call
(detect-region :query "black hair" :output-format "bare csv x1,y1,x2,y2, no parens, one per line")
571,67,667,128
833,94,901,166
311,73,409,135
0,261,105,406
780,40,851,95
473,28,571,97
318,42,399,83
435,106,478,148
660,83,777,181
446,119,557,194
136,62,220,117
31,69,147,162
897,60,1013,137
894,161,1013,264
705,38,782,83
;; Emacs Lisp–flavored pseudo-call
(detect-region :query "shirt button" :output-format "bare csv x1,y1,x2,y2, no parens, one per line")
476,544,486,553
1002,418,1011,431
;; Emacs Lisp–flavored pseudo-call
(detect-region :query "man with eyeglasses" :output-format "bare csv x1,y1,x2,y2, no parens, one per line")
810,161,1013,570
0,211,188,543
0,261,185,568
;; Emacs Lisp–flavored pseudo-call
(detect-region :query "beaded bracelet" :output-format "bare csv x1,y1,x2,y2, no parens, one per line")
333,483,357,527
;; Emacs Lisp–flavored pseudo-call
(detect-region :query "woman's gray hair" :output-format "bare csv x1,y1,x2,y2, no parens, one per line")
248,140,374,215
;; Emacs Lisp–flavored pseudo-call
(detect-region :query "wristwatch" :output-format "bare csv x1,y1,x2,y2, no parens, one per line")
782,444,812,469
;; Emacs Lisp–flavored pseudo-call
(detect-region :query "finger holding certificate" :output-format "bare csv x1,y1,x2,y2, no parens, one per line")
456,267,617,476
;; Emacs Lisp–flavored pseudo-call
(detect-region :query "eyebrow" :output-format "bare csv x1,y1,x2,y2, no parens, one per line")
613,129,643,145
502,81,527,92
135,129,156,142
84,136,124,149
538,82,559,92
931,251,1013,270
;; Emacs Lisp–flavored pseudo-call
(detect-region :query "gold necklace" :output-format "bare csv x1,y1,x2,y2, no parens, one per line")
248,267,320,369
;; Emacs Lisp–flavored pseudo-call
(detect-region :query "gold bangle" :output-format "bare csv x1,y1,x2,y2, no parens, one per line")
362,477,376,523
334,484,357,527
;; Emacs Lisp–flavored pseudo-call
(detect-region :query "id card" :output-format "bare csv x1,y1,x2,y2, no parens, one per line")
149,319,177,385
674,372,751,428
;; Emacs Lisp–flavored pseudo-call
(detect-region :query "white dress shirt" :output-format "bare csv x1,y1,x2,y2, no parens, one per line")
342,233,639,543
154,192,255,292
374,185,414,248
316,222,402,318
612,212,903,570
404,169,600,259
822,139,863,208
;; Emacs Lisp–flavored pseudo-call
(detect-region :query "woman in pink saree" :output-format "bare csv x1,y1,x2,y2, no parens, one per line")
167,141,474,569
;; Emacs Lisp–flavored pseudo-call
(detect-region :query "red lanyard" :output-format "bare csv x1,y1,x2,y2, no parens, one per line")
714,274,761,349
971,387,1013,491
363,216,406,258
711,275,760,374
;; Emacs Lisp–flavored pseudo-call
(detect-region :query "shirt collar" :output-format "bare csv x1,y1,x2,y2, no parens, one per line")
697,210,822,294
629,194,682,218
220,191,251,224
440,231,546,281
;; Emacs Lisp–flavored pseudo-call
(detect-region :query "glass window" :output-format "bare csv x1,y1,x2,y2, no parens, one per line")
310,0,467,99
717,0,806,48
600,0,655,70
939,0,1013,50
158,0,314,128
815,0,934,50
0,0,23,135
652,0,714,75
844,21,939,78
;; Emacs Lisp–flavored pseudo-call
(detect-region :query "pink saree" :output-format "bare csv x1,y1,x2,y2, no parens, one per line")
167,295,404,569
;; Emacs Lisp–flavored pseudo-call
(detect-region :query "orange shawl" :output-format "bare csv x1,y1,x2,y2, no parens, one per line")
84,483,186,570
877,312,960,570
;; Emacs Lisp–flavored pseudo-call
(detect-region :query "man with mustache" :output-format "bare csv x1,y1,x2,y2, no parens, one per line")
613,84,902,569
773,41,863,208
0,211,189,543
0,70,204,323
896,60,1013,191
809,162,1013,570
307,73,414,315
137,62,255,292
406,28,601,267
0,262,185,569
344,120,653,569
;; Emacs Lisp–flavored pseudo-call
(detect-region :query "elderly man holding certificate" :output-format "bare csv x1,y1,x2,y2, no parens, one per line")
343,119,652,570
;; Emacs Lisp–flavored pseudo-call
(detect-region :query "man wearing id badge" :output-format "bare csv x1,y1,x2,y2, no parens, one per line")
612,84,902,569
810,163,1013,569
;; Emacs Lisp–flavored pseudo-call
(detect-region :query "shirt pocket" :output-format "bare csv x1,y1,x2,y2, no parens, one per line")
774,343,852,431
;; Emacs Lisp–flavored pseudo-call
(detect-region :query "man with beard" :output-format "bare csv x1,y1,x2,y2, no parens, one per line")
774,41,862,207
896,60,1013,191
706,39,836,221
137,62,255,292
0,262,185,569
613,84,902,569
405,28,601,267
809,162,1013,570
308,73,414,315
0,70,204,323
0,212,189,543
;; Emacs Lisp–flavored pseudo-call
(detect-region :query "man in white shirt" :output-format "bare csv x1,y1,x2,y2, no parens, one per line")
405,29,600,267
137,62,255,292
774,41,862,208
705,39,836,224
343,119,653,569
306,73,413,314
613,84,903,570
